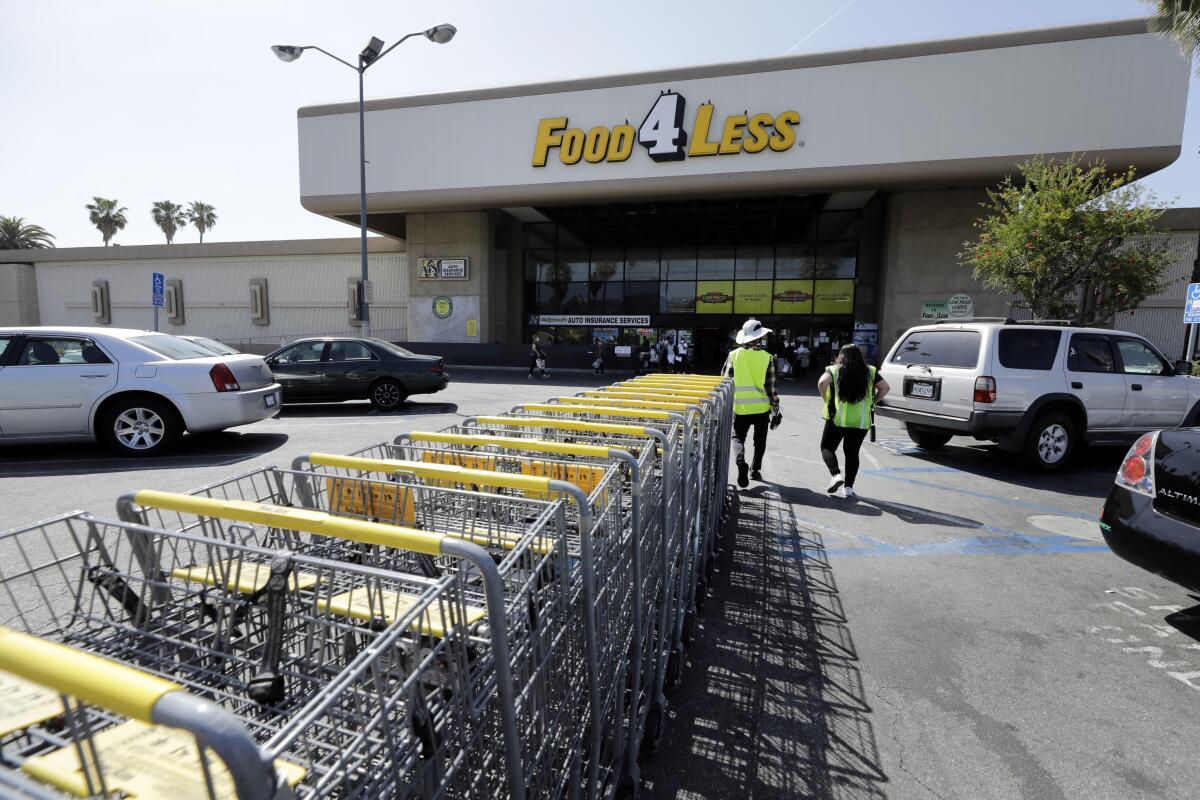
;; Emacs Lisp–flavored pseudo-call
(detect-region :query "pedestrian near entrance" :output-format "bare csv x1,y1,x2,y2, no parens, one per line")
723,319,781,488
795,341,811,381
529,339,549,379
817,344,890,498
677,337,688,372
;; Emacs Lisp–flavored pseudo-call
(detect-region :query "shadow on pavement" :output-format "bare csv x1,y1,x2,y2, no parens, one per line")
276,400,459,418
0,432,289,477
640,490,888,799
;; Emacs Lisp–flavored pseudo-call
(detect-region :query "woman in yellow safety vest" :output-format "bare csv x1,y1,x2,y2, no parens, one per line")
817,344,890,499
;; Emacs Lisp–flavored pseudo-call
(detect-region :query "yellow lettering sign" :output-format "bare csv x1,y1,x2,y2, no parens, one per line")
532,117,567,167
688,103,719,157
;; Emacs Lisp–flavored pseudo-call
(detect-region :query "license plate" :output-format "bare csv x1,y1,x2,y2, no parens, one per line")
264,394,277,408
908,381,935,399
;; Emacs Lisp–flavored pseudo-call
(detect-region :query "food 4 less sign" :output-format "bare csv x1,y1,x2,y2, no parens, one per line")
532,91,801,167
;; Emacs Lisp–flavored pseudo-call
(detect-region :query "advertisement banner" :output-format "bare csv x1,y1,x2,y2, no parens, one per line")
696,280,734,314
813,280,855,314
734,280,773,314
418,258,469,280
530,314,651,326
772,280,814,314
920,301,949,321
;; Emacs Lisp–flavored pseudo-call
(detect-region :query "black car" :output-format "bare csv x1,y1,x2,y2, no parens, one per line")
1101,428,1200,593
264,337,447,411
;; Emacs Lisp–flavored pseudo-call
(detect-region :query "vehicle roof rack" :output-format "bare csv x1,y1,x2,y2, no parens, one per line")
1014,319,1075,326
931,317,1014,325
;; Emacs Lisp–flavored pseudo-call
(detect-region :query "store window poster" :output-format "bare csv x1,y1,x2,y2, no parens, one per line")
734,280,773,314
772,280,814,314
814,280,854,314
696,280,734,314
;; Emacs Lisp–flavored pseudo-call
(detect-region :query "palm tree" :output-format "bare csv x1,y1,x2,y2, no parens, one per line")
85,197,128,247
0,216,55,249
1147,1,1200,74
151,201,187,244
186,201,218,243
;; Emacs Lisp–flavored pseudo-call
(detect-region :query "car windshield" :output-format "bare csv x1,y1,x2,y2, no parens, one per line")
130,334,220,360
369,339,417,357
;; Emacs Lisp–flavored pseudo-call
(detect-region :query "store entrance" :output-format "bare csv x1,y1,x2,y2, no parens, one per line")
691,327,728,370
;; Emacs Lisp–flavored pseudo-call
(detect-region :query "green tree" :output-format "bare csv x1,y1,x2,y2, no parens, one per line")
961,155,1173,325
0,216,55,249
85,197,128,247
1146,1,1200,74
186,201,218,243
151,201,187,244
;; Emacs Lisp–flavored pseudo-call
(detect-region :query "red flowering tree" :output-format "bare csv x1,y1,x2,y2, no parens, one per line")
961,155,1172,324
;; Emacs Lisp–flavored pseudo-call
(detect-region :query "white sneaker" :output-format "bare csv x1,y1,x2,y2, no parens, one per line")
826,474,844,494
839,486,856,499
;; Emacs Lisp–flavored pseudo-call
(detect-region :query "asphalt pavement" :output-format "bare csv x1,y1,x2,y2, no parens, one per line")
2,369,1197,799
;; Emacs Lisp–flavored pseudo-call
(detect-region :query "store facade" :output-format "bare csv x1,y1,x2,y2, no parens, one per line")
292,18,1187,361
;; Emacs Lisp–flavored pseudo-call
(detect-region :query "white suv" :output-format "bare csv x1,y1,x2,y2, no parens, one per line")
876,321,1200,471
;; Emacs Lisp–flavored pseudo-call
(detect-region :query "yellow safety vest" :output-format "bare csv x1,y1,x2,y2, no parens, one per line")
731,348,772,416
822,365,876,429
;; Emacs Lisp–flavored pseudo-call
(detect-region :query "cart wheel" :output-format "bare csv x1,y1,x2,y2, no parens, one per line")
641,700,666,754
666,645,684,691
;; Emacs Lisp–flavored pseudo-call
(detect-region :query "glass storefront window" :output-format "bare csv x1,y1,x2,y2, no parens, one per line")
599,282,625,314
626,249,659,280
735,246,773,279
625,281,658,313
539,281,590,312
776,245,815,279
662,247,696,280
591,250,624,282
557,249,590,282
816,241,857,279
818,211,860,241
526,249,555,282
698,247,735,280
662,281,697,313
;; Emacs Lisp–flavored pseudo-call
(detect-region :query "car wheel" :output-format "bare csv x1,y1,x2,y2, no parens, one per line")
369,379,407,411
906,424,953,450
102,397,181,456
1023,411,1074,472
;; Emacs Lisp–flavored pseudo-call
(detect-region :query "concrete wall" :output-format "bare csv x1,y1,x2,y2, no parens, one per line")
29,246,407,348
878,188,1007,354
404,211,489,344
0,263,40,326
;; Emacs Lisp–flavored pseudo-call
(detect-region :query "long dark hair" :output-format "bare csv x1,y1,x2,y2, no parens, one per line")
835,344,869,404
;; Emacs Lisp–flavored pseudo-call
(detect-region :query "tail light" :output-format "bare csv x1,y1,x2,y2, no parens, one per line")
973,376,996,404
209,363,241,392
429,361,444,374
1116,432,1157,497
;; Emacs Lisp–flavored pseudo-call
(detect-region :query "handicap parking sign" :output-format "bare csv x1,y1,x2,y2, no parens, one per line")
152,272,165,308
1186,283,1200,324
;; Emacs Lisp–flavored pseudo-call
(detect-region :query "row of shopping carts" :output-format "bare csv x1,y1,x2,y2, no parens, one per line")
0,373,734,800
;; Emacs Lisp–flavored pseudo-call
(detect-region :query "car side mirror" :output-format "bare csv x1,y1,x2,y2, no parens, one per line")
1174,359,1193,376
265,357,277,366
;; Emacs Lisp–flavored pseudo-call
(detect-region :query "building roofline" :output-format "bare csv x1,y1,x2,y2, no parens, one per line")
299,17,1154,118
0,236,405,264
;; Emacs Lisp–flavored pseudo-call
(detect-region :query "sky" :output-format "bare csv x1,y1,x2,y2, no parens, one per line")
1,0,1196,248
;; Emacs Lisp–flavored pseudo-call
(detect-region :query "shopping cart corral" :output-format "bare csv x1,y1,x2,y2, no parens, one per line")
0,372,734,800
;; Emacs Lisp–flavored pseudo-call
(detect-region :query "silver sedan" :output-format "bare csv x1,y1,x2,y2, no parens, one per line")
0,326,281,456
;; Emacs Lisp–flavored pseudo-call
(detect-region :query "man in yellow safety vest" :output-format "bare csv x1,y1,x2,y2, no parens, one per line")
722,318,781,488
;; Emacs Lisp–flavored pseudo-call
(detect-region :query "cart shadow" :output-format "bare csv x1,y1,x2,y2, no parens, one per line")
276,400,460,418
639,491,888,799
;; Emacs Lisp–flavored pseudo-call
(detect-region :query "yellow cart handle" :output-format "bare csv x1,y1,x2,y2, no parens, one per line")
517,403,674,420
408,431,613,459
132,489,447,556
586,389,709,406
630,375,724,385
606,384,715,399
473,416,657,438
0,627,178,722
570,395,696,412
305,452,554,495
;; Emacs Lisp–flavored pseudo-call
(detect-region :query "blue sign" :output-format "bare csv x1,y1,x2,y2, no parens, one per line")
152,272,165,308
1186,282,1200,324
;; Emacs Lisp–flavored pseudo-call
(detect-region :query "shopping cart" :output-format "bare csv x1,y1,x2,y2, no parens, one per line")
356,429,661,785
284,453,625,800
0,510,523,799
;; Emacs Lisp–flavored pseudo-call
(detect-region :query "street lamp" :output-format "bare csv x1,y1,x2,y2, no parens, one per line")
271,24,457,339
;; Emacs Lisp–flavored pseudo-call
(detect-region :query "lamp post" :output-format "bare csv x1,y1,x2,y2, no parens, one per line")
272,24,456,339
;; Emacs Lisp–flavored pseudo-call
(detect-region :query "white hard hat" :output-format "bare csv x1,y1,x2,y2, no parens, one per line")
735,318,772,345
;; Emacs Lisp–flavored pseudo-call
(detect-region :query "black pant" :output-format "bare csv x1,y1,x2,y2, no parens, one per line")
820,419,868,487
733,412,770,471
529,356,545,377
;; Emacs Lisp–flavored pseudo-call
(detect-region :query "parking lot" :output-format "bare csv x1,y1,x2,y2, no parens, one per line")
3,369,1198,799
